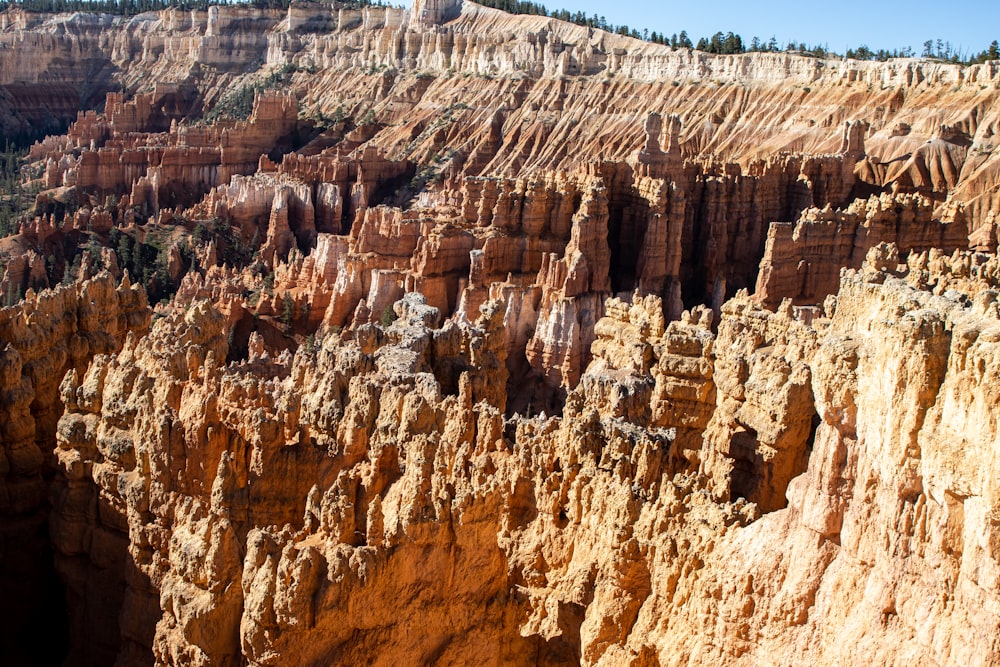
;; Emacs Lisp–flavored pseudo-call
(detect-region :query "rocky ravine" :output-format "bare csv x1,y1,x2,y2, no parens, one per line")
0,0,999,666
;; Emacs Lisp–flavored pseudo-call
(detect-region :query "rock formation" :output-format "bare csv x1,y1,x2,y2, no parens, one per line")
2,3,998,233
0,2,998,666
754,192,968,308
0,274,149,665
42,251,1000,666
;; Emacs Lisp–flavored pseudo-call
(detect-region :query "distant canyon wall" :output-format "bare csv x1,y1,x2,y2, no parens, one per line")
2,2,999,228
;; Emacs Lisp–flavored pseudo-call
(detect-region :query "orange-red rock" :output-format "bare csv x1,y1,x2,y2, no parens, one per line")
0,3,999,666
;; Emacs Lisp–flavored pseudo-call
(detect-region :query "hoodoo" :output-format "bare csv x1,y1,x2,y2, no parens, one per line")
0,1,998,665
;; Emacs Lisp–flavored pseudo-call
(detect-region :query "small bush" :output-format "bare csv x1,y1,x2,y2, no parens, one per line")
380,304,397,327
281,292,294,325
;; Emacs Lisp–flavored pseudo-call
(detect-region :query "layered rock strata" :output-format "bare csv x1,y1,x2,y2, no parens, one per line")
755,192,969,308
3,2,999,231
0,2,999,666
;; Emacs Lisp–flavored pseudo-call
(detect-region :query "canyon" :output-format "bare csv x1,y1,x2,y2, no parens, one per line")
0,0,999,665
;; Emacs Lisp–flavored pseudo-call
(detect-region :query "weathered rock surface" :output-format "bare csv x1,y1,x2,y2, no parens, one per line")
40,250,1000,666
755,192,969,308
0,274,149,666
1,2,1000,666
3,2,999,231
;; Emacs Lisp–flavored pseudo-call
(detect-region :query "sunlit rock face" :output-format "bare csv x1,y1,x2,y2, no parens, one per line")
41,253,1000,667
1,2,999,665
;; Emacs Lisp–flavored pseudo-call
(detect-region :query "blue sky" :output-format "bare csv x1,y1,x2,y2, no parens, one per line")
404,1,998,57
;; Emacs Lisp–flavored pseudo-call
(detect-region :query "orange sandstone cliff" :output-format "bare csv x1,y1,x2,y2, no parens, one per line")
0,1,998,665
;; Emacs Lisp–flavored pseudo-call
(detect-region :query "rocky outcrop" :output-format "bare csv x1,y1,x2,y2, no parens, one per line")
248,130,871,413
411,0,463,27
52,292,508,665
92,91,298,212
3,3,998,230
755,192,969,308
700,294,819,513
0,273,149,667
40,253,1000,666
2,4,1000,666
579,294,715,457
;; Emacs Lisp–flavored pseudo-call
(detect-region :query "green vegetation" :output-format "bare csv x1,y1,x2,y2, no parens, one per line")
203,63,299,123
474,0,998,64
473,0,649,39
249,270,274,306
0,143,28,238
3,0,995,64
0,142,45,238
280,292,294,325
380,304,397,327
192,218,256,266
695,32,746,54
107,227,177,299
304,105,349,131
410,149,452,192
2,287,22,308
925,39,999,65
